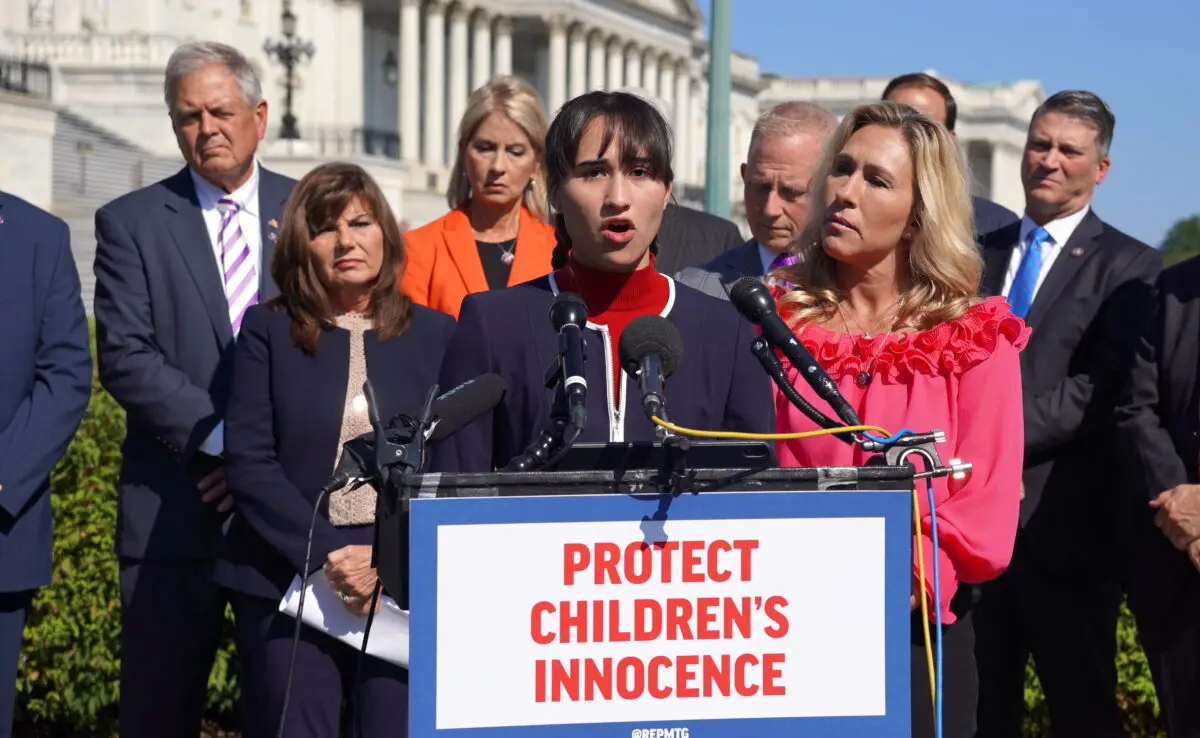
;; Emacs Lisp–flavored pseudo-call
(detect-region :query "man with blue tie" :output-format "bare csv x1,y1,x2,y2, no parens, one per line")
0,192,92,738
92,41,296,738
675,101,836,299
973,90,1161,737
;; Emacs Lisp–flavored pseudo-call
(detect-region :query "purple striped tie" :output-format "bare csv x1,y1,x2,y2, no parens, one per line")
769,252,798,271
217,198,258,335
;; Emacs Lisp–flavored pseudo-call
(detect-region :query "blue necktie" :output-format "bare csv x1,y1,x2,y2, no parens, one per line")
1007,227,1051,319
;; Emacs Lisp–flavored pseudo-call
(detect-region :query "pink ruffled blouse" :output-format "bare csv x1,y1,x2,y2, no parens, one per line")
775,296,1030,624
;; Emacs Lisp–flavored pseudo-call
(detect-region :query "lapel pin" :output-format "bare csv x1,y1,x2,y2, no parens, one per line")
268,231,277,242
1069,246,1085,257
0,215,5,225
267,218,279,229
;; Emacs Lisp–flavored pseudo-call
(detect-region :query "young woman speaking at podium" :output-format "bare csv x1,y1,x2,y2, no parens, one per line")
770,102,1028,736
430,91,773,473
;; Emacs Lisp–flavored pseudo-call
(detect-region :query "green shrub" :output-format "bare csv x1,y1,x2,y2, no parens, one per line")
7,326,1173,735
14,328,240,737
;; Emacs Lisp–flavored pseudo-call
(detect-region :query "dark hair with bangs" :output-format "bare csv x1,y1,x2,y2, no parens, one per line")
270,161,411,354
545,91,674,269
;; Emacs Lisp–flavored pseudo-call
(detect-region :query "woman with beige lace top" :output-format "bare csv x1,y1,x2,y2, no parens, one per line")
220,162,455,738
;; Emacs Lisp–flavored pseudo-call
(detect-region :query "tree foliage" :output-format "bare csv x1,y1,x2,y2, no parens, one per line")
1162,214,1200,266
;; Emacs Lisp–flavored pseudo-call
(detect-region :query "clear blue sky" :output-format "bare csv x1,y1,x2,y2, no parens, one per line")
698,0,1198,247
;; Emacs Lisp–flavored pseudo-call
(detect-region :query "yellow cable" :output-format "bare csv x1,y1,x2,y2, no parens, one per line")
647,414,939,708
648,416,890,441
914,489,936,708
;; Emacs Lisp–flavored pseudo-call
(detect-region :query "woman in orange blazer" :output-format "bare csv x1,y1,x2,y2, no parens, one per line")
402,76,557,319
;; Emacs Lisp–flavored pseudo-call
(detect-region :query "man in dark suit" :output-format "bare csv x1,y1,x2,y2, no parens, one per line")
972,90,1161,737
0,193,92,738
1114,255,1200,736
675,101,836,299
92,41,296,738
612,87,744,274
882,72,1020,237
654,202,744,275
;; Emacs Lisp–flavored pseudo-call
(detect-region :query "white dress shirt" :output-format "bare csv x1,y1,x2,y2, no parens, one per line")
189,162,264,456
1001,204,1091,301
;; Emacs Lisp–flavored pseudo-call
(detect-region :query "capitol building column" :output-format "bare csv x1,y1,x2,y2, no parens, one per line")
399,0,421,162
422,0,446,166
673,58,692,183
568,23,588,99
471,9,493,91
624,43,641,94
606,35,624,90
588,30,607,92
642,50,659,98
447,2,470,160
493,16,513,76
546,15,568,114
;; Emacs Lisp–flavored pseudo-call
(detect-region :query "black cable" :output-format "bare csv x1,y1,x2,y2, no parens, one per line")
276,485,332,738
749,336,855,444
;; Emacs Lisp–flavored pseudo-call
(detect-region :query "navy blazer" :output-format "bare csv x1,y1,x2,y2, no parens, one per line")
972,195,1019,238
93,166,296,560
0,193,92,592
219,303,456,600
674,240,762,301
431,275,775,473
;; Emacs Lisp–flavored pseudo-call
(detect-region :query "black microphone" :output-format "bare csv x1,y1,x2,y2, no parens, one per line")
424,373,509,441
548,291,588,432
618,315,684,421
729,276,862,427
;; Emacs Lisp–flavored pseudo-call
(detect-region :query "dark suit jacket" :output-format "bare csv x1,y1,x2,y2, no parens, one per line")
1114,255,1200,644
673,240,761,300
654,203,744,275
972,195,1020,237
93,166,296,560
430,276,775,474
218,304,456,600
980,209,1160,571
0,193,92,593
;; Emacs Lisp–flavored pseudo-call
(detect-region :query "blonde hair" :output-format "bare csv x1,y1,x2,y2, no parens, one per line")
777,101,982,332
446,76,550,221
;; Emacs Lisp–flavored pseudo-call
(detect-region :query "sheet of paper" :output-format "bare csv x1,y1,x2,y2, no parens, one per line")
279,568,409,668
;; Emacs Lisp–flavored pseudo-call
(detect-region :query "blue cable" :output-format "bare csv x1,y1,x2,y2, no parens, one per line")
863,428,915,444
925,476,943,738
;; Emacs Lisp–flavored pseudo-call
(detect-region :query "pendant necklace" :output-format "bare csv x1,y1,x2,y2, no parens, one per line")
497,239,516,265
836,301,900,387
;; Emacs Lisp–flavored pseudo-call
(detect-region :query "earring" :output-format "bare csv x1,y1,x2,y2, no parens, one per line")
903,231,912,240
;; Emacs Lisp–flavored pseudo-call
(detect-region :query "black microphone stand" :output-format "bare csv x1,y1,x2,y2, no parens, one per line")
505,368,576,471
748,336,855,444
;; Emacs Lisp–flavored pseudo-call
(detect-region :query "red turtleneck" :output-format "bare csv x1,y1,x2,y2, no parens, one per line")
553,255,671,406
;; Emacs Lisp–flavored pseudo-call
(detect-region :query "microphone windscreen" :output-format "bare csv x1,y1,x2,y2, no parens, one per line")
549,291,588,330
618,315,684,377
729,276,775,323
429,372,508,441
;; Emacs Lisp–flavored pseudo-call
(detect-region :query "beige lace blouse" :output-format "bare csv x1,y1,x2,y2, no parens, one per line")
326,312,377,527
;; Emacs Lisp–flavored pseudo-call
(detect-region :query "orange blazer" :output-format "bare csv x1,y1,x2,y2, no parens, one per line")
401,205,556,320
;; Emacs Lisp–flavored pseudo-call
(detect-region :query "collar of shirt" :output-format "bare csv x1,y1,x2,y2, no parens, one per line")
189,161,261,219
1018,202,1091,250
757,241,779,275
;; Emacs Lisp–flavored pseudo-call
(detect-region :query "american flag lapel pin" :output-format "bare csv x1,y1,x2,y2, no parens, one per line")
1069,246,1085,257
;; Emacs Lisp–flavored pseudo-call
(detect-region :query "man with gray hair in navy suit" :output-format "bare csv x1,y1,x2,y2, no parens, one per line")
675,100,836,299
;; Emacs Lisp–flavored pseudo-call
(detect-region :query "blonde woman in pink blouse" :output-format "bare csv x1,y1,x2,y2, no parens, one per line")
769,101,1027,737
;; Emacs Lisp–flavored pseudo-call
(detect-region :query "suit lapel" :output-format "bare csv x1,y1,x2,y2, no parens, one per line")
163,169,234,346
1024,212,1105,329
980,223,1019,298
256,168,291,302
442,208,490,294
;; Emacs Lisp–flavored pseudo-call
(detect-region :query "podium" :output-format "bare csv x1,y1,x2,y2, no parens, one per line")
377,457,916,737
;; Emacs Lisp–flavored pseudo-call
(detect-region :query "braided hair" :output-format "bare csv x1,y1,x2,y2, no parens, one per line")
544,90,675,270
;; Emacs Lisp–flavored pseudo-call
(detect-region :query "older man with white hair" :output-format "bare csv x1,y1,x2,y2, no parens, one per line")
676,100,836,300
92,40,297,738
614,86,745,274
